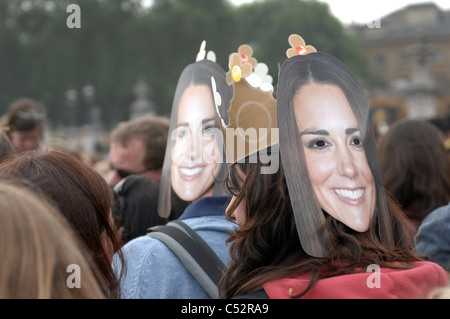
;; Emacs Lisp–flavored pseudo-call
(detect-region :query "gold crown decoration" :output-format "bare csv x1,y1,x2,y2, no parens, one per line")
286,34,317,58
225,44,257,85
212,44,278,166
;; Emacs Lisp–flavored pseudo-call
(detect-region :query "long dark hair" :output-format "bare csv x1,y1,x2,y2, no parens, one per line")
219,149,303,298
0,149,124,298
220,53,424,298
220,154,423,299
113,175,167,244
378,119,450,224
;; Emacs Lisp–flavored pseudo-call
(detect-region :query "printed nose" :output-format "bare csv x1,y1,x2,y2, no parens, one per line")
337,148,358,179
188,134,202,163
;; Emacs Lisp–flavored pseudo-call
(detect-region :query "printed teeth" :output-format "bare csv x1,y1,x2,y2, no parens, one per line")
180,166,204,176
335,188,364,200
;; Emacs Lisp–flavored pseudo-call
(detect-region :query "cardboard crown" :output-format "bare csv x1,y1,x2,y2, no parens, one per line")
212,44,278,166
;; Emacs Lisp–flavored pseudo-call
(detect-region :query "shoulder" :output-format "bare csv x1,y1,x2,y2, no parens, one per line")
263,262,448,299
415,203,450,270
114,235,186,298
115,216,236,299
179,215,237,264
120,235,169,260
419,203,450,226
182,214,237,233
233,289,269,299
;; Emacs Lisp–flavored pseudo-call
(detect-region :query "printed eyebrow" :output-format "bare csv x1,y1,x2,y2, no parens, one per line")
300,128,360,136
175,122,189,128
176,118,217,128
202,118,218,125
300,129,329,137
345,127,360,135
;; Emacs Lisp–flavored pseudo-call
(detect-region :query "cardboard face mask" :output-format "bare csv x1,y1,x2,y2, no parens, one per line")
293,82,376,233
277,35,382,257
157,42,232,219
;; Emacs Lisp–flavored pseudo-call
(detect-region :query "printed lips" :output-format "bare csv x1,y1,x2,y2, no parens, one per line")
334,188,365,201
179,166,204,178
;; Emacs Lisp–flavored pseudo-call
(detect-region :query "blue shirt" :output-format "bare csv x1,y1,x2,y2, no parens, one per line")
113,196,237,299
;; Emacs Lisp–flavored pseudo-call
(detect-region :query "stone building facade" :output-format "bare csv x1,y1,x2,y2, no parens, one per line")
350,2,450,133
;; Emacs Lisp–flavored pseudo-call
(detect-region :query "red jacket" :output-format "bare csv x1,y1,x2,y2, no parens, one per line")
263,261,448,299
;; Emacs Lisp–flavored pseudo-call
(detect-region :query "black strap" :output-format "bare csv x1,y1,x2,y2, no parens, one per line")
168,220,226,270
147,221,225,298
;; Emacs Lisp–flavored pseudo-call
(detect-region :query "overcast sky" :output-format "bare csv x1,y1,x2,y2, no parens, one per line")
230,0,450,25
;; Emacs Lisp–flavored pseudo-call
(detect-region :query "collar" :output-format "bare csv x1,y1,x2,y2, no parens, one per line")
178,196,231,220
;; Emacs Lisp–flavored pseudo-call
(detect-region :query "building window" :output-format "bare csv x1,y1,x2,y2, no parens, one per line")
433,51,446,64
374,54,386,68
398,52,411,66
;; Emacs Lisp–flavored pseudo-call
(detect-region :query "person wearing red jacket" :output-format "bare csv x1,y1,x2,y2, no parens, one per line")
218,35,448,299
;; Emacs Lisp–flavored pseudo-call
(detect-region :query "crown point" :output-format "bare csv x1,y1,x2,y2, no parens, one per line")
286,34,317,58
196,40,206,61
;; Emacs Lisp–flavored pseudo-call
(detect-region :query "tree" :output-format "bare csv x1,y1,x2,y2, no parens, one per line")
234,0,372,83
0,0,372,131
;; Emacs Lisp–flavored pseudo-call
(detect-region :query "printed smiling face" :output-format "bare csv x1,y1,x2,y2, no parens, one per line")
171,84,222,202
293,82,376,232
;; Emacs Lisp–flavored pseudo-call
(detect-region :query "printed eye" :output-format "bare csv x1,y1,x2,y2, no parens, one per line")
203,125,219,135
308,138,329,149
176,128,188,139
351,136,363,147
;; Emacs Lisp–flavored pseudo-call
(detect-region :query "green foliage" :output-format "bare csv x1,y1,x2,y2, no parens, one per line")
0,0,372,129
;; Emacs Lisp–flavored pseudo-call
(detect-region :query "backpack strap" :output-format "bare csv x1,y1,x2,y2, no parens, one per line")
168,220,226,270
147,221,225,299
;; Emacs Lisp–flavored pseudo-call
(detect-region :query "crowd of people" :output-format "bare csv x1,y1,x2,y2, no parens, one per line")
1,34,449,300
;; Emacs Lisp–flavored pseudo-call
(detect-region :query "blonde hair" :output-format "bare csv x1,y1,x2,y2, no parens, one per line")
0,182,105,299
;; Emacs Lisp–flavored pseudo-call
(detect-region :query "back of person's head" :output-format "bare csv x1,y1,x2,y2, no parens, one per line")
110,116,170,170
113,175,167,244
222,149,303,298
0,132,14,162
2,98,45,133
1,98,46,153
0,149,123,297
378,119,450,224
0,182,105,299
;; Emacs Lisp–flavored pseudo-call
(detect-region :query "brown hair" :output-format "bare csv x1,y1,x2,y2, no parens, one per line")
110,116,170,169
220,154,423,298
2,98,45,137
0,132,14,162
0,149,124,298
378,119,450,224
0,182,105,298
